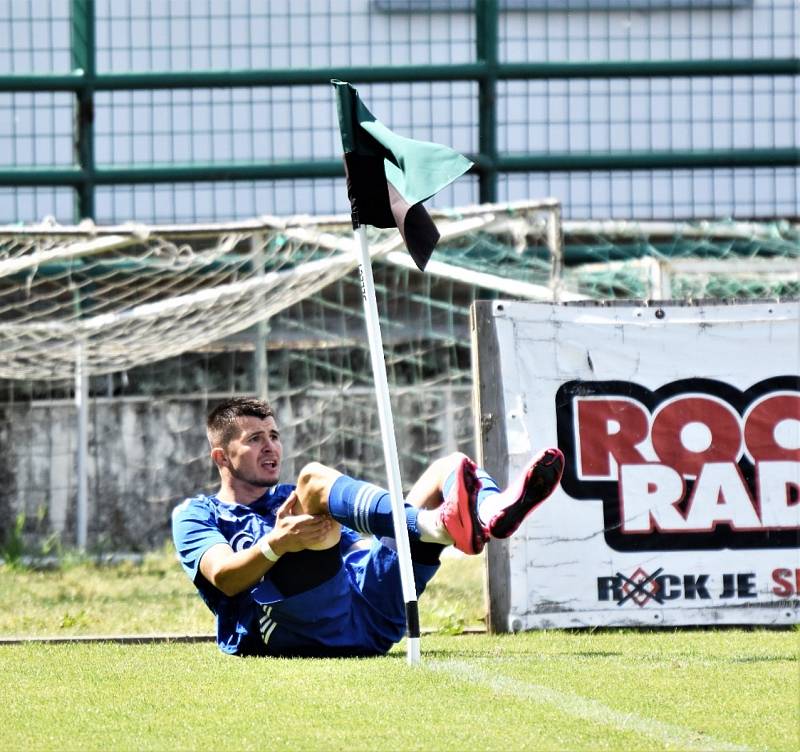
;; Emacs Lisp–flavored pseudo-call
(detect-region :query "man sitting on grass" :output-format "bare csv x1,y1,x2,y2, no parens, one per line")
172,397,563,657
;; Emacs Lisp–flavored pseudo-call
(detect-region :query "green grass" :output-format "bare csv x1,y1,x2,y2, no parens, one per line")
1,552,797,751
1,632,796,751
0,547,485,637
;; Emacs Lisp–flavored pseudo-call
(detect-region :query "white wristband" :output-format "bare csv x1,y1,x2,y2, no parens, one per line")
257,536,281,562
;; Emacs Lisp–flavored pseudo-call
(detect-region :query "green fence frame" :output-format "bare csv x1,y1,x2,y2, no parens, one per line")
0,0,798,221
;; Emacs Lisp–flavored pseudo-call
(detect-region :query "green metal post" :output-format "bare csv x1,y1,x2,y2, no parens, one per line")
476,0,499,204
71,0,95,220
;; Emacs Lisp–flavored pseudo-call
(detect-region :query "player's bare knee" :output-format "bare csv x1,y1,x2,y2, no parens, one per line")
296,461,341,513
296,461,325,502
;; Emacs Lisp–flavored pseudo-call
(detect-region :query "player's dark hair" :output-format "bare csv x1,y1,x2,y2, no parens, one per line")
206,397,275,448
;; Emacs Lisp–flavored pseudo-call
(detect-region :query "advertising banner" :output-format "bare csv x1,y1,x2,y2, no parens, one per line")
471,300,799,630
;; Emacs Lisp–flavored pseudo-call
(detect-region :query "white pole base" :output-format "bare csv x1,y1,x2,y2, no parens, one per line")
406,637,421,666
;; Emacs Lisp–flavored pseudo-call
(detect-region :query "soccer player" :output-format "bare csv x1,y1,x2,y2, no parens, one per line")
172,397,563,657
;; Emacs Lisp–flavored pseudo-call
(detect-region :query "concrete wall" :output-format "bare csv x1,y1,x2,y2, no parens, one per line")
0,387,474,552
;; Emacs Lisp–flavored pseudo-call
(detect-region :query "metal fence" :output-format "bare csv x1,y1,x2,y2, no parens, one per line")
0,0,798,224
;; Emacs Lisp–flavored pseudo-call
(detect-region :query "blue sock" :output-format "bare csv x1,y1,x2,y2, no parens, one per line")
327,475,422,540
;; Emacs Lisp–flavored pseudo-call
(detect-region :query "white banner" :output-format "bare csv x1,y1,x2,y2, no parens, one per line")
473,300,800,630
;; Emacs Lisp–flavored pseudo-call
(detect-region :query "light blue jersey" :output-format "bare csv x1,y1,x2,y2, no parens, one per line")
172,485,439,657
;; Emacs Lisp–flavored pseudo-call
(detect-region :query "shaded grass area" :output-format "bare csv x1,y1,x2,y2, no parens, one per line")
0,546,486,638
1,631,796,752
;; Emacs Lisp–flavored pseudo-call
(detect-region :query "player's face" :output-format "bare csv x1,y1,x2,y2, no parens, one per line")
224,415,283,488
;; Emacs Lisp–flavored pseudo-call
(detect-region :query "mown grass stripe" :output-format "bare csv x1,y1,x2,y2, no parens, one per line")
431,659,755,752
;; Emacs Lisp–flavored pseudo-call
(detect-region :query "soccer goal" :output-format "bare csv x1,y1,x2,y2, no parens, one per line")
0,199,567,551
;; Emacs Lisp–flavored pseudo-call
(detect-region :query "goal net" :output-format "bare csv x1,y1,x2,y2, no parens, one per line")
0,204,796,551
0,200,564,550
0,201,568,381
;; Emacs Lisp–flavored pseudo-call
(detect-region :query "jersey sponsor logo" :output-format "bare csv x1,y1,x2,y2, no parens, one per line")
556,376,800,551
229,530,256,552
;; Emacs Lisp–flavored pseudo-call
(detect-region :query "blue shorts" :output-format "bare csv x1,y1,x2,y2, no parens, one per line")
248,537,439,657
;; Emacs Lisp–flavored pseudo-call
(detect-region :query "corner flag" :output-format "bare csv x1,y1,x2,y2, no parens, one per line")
332,79,473,271
331,81,472,664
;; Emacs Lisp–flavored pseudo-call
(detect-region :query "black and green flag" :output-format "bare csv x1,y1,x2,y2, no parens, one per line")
332,79,473,271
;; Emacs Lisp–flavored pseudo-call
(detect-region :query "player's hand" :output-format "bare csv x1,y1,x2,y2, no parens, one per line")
269,493,334,555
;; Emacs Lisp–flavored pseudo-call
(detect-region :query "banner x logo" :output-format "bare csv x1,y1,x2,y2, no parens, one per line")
615,567,664,607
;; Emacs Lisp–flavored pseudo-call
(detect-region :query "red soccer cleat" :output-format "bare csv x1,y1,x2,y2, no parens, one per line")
438,456,488,555
485,448,564,539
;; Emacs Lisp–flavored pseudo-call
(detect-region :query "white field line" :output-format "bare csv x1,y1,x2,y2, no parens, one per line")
430,659,754,752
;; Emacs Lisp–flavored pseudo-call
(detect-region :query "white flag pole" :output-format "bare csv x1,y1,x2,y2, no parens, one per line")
354,224,421,666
